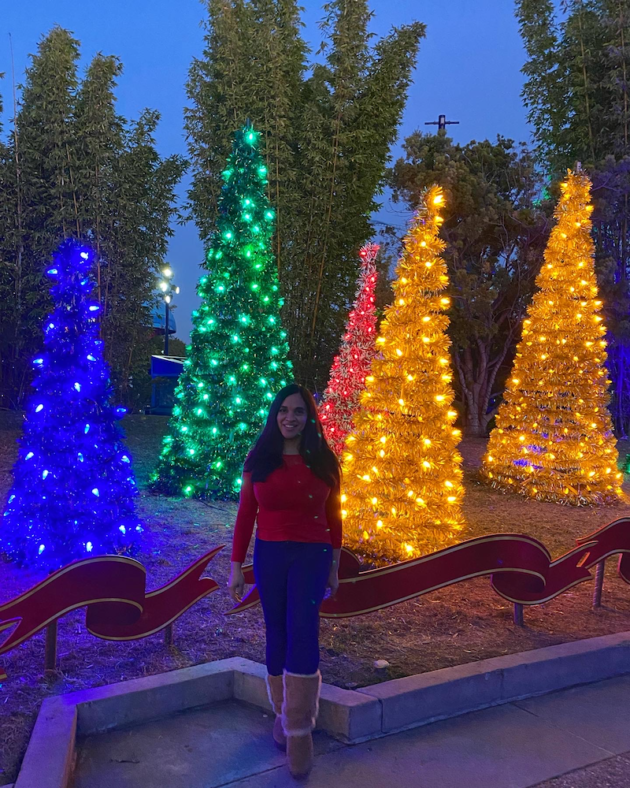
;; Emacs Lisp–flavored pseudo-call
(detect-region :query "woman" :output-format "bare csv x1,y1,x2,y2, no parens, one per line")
228,383,342,779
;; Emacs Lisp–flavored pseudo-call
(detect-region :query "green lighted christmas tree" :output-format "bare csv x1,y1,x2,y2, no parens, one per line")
151,124,292,499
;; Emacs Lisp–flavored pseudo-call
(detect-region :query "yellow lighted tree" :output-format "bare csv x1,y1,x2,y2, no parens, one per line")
342,186,464,564
481,170,622,505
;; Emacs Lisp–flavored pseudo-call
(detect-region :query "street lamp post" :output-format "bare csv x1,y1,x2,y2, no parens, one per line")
158,266,180,356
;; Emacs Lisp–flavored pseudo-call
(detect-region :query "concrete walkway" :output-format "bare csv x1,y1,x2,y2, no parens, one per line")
73,675,630,788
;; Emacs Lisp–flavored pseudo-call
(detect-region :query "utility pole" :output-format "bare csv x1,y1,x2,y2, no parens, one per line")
425,114,460,135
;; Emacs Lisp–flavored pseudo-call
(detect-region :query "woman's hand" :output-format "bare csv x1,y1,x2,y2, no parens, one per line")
326,567,339,599
228,563,246,603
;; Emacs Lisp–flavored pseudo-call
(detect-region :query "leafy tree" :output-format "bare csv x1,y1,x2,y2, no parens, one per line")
0,28,81,408
516,0,630,432
75,53,125,299
390,132,547,437
185,0,425,390
0,28,185,410
100,110,185,409
151,335,187,357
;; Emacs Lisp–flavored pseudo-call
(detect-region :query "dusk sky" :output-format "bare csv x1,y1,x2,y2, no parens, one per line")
1,1,532,341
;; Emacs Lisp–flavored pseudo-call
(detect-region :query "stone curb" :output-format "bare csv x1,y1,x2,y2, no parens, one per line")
14,631,630,787
14,696,76,788
357,630,630,733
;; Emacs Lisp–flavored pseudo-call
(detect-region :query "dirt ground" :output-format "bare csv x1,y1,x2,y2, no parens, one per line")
2,412,630,784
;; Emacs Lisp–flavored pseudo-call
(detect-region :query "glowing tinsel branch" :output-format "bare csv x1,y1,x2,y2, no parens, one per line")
320,243,379,456
1,240,142,569
150,124,292,500
481,170,621,505
342,188,464,565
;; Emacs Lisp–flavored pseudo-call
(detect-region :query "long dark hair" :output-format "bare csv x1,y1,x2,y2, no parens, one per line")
244,383,341,487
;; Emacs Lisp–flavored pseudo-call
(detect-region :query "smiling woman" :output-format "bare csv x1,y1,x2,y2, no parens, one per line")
227,383,342,779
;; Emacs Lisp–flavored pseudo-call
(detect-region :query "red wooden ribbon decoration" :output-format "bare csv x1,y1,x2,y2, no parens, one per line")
227,518,630,617
0,546,223,678
3,519,630,682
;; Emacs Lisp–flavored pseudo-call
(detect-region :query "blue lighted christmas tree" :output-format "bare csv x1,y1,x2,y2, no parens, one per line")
150,124,292,499
1,240,142,569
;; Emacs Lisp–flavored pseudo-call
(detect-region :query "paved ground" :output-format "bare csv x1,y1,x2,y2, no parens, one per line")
74,675,630,787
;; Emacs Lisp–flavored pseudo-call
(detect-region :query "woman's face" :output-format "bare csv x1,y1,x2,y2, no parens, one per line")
277,393,308,441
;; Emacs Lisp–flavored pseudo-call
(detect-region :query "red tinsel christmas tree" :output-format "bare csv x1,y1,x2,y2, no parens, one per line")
320,243,379,455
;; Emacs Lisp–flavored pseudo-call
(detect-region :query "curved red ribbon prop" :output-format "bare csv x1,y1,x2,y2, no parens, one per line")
0,547,223,675
3,518,630,682
227,518,630,618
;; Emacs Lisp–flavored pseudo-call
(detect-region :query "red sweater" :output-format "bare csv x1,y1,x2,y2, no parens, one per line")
231,454,343,563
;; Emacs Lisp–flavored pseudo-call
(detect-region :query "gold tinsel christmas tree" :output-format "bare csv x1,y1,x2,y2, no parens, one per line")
481,170,622,505
342,186,464,564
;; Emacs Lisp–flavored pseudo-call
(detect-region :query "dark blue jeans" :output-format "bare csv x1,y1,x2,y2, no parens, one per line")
253,539,332,676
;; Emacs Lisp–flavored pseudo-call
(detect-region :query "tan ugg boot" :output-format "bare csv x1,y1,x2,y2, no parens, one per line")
266,673,286,750
282,671,321,780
